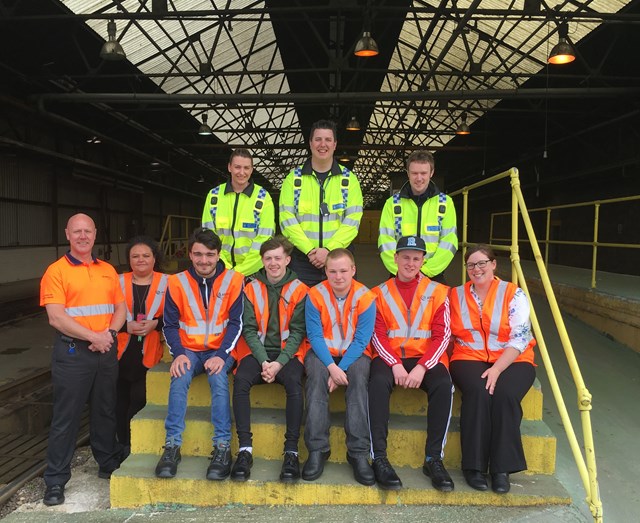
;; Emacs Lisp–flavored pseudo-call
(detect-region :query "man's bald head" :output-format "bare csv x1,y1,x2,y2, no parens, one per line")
65,213,97,262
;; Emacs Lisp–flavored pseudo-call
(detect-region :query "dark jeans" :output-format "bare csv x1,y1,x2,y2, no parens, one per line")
233,355,304,452
369,358,454,460
304,351,371,457
450,360,535,474
44,335,121,487
290,249,326,288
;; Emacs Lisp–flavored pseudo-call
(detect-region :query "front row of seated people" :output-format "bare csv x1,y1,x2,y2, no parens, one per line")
154,228,536,495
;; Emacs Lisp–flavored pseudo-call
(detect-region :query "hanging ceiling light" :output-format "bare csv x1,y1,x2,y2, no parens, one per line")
354,31,379,57
456,113,471,135
346,116,361,131
338,152,351,162
198,114,213,136
100,20,126,61
197,174,205,183
548,22,575,65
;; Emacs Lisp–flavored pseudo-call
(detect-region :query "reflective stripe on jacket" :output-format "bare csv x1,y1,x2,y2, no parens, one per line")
201,182,275,276
373,275,450,367
307,280,375,358
279,159,363,255
233,278,310,364
167,268,244,352
116,271,168,368
450,279,535,364
378,183,457,277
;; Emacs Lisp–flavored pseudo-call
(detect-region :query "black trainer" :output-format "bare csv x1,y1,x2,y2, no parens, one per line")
422,458,454,492
230,450,253,481
280,451,301,482
43,484,65,506
206,443,232,480
155,445,181,478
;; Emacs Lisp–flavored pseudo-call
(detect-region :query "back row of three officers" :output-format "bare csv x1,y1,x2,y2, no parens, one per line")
202,119,458,286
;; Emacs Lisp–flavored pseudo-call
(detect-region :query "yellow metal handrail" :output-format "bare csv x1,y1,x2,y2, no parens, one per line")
451,168,603,523
489,194,640,288
159,214,201,259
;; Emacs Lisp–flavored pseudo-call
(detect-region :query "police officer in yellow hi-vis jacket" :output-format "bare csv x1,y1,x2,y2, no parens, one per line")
279,120,363,286
202,148,275,277
378,150,457,284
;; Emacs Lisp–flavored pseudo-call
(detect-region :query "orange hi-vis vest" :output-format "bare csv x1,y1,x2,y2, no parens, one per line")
450,278,536,364
116,271,168,368
307,280,376,358
374,275,449,367
233,278,310,363
168,268,244,352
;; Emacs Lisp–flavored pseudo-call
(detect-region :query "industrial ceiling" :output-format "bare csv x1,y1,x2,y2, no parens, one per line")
1,0,639,206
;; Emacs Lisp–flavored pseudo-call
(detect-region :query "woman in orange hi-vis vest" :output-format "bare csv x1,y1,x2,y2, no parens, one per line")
116,236,168,456
449,244,536,495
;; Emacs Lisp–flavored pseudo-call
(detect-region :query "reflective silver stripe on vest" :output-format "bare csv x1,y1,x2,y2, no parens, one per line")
380,280,435,357
65,303,115,317
146,274,168,319
316,285,349,354
455,282,509,351
248,279,268,344
208,270,235,339
176,271,234,338
280,279,303,342
119,274,133,322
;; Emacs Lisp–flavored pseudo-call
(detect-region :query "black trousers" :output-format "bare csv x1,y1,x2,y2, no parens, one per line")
290,249,326,288
232,355,304,452
368,357,454,460
44,335,122,487
450,360,535,474
115,369,147,447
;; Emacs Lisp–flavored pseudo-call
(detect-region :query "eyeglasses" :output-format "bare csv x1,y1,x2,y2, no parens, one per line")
466,259,492,270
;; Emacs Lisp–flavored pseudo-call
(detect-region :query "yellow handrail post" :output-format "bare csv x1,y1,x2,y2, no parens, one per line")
462,188,469,284
489,211,495,245
545,208,551,268
511,176,603,523
592,204,600,289
510,169,519,285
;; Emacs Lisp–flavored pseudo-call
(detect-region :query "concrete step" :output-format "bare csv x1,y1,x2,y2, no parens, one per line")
131,405,556,474
146,362,544,421
111,454,571,509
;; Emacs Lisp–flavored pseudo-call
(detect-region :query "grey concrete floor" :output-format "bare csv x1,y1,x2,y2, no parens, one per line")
2,244,639,522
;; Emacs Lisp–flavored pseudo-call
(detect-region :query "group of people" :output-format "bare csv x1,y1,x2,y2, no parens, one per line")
39,118,536,508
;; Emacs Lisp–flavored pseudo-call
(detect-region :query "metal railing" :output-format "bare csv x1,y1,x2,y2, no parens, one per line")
159,214,201,259
451,168,603,523
489,194,640,289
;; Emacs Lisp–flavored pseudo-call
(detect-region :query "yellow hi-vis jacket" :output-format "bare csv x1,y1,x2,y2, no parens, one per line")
201,181,275,277
378,181,458,277
279,159,363,254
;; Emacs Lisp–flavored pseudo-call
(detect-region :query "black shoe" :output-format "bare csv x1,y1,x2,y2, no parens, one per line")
43,484,65,506
280,452,301,483
155,445,181,478
372,456,402,490
463,469,488,491
422,459,454,492
301,450,331,481
206,443,232,480
230,450,253,481
347,453,375,486
491,472,510,494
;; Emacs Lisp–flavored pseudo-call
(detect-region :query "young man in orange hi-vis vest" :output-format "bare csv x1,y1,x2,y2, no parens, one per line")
302,248,376,485
230,235,308,483
155,228,244,481
370,236,455,492
40,213,126,507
